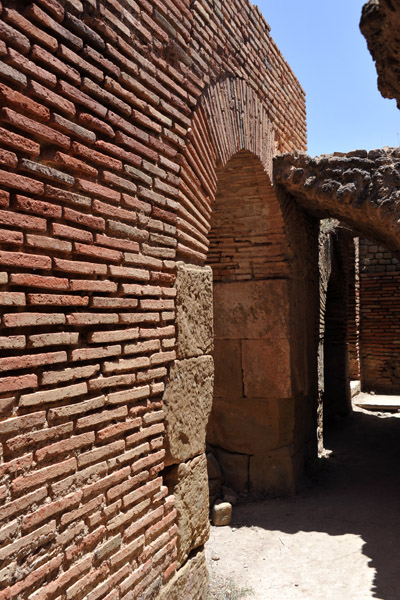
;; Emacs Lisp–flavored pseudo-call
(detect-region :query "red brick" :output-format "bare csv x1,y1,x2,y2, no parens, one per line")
35,432,94,462
28,331,79,348
0,125,40,156
67,312,119,326
2,107,70,149
0,19,30,54
0,190,9,208
64,207,105,231
50,112,96,143
42,364,100,387
70,279,117,292
3,312,65,327
0,208,46,231
28,293,88,306
48,394,106,420
31,44,80,84
71,140,122,171
53,257,107,276
29,78,76,116
44,149,98,177
0,334,26,350
11,457,76,494
71,345,121,362
0,82,49,121
19,381,87,408
22,490,82,530
7,47,57,87
52,222,93,243
0,229,22,245
0,350,66,374
58,44,103,82
76,177,121,203
3,8,58,52
73,242,121,263
79,112,115,137
0,410,45,435
36,0,65,23
58,79,106,117
44,184,91,208
95,234,139,253
115,130,158,162
15,194,62,219
10,273,69,290
0,250,50,270
25,4,82,50
95,139,142,168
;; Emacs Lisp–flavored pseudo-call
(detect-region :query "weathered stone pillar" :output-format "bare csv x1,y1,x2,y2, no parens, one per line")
160,263,214,599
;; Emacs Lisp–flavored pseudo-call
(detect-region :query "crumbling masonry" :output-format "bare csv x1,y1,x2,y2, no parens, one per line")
0,0,398,598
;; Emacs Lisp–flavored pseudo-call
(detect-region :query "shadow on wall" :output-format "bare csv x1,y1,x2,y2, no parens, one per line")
227,408,400,600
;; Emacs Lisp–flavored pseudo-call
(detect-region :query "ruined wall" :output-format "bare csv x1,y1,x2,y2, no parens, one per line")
0,1,307,598
359,239,400,393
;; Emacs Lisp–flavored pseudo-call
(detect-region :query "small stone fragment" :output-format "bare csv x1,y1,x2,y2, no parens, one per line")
212,501,232,527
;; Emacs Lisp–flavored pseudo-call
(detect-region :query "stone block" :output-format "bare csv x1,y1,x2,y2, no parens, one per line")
214,447,249,492
213,279,290,340
213,339,242,399
156,547,208,600
207,396,295,455
164,454,210,568
163,356,214,465
249,446,304,496
175,262,213,359
242,338,292,398
212,501,232,526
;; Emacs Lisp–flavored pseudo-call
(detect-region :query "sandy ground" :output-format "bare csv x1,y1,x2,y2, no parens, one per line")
206,401,400,600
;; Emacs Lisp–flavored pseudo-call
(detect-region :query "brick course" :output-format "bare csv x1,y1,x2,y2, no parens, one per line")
0,0,306,598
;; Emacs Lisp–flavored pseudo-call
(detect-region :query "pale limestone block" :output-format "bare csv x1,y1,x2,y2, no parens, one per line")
163,356,214,465
175,262,213,359
165,454,210,568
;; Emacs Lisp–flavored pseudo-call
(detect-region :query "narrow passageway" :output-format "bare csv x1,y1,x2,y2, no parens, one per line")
206,399,400,600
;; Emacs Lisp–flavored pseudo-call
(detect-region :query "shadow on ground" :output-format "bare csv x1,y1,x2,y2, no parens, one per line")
212,406,400,599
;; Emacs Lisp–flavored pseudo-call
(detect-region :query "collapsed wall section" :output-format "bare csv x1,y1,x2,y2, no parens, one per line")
0,0,307,599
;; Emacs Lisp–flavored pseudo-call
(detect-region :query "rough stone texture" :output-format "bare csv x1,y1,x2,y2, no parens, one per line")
360,0,400,107
274,149,400,256
175,263,213,359
163,356,214,465
156,548,208,600
164,454,210,568
212,502,232,527
241,338,292,399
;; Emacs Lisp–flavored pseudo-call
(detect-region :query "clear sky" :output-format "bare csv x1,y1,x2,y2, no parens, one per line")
255,0,400,157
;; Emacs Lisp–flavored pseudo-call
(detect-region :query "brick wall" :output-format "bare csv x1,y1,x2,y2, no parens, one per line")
359,238,400,393
0,0,306,598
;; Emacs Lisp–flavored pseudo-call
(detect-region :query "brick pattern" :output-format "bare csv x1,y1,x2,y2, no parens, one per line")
359,239,400,392
207,150,290,282
0,0,306,598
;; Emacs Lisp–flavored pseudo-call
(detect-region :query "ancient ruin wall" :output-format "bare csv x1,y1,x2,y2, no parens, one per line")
0,1,307,599
359,239,400,393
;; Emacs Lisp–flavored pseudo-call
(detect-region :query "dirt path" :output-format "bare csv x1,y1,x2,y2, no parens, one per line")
206,402,400,599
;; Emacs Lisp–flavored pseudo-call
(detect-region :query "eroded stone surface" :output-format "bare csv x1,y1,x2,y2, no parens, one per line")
212,501,232,526
164,455,210,568
163,356,214,465
156,547,208,600
175,262,213,359
274,149,400,255
360,0,400,107
242,338,292,399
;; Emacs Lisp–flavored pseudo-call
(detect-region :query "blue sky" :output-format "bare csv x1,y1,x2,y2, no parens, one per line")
255,0,400,156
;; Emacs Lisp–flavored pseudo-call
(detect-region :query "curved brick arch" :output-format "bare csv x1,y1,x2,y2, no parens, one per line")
176,77,291,265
